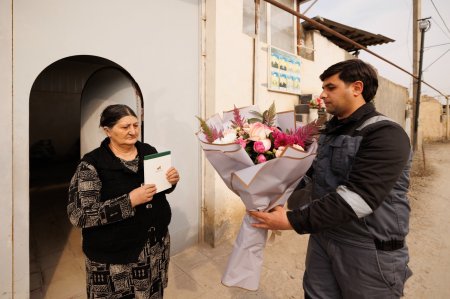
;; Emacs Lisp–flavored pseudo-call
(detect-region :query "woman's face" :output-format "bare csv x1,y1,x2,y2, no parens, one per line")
105,115,140,146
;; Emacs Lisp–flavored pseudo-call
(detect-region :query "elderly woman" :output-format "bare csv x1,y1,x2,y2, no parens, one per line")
68,104,180,298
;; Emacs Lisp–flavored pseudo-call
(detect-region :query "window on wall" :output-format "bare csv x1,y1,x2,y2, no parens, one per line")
270,0,295,53
243,0,296,53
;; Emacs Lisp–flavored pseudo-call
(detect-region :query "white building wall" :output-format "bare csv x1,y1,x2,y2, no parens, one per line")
300,30,353,96
204,0,252,245
9,0,200,296
375,76,409,127
0,0,13,297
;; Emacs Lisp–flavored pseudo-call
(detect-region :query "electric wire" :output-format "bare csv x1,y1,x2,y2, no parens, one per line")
423,49,450,72
430,0,450,36
424,42,450,48
302,0,319,15
430,18,450,42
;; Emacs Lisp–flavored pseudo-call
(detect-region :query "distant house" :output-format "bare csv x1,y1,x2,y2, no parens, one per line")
420,95,447,142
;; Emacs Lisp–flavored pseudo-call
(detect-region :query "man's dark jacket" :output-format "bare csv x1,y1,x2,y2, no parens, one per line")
287,103,412,248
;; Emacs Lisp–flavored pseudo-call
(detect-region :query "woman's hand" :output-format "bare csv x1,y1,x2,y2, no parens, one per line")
166,167,180,185
129,184,157,207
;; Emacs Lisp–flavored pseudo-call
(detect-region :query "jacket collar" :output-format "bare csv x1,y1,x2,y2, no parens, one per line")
324,102,375,133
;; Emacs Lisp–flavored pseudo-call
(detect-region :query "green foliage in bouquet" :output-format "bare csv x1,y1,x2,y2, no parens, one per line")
195,116,223,143
247,102,277,127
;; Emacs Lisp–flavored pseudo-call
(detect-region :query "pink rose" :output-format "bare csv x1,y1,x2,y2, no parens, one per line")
247,122,272,141
235,137,247,148
256,154,267,164
253,139,271,153
253,141,266,153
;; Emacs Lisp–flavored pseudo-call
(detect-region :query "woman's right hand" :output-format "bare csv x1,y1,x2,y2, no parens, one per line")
129,184,157,207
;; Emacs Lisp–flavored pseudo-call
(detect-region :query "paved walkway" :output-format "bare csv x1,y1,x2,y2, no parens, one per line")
30,189,309,299
402,142,450,298
166,231,309,299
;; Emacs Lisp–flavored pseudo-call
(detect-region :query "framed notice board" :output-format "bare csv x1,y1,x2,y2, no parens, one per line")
268,46,301,95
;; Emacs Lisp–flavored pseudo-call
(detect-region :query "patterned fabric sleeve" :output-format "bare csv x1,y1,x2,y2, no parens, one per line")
67,161,135,228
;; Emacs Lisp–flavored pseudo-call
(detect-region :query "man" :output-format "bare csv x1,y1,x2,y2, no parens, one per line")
250,59,412,298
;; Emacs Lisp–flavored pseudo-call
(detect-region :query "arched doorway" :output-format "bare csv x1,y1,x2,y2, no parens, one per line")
80,67,143,156
29,55,143,298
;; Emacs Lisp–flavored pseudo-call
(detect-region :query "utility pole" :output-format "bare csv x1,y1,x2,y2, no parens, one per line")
413,17,431,151
412,0,421,146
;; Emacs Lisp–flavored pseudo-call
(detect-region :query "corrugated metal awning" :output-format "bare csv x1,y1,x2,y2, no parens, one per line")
302,16,394,52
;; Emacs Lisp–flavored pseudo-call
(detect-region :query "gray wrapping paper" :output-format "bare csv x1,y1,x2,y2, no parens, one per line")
197,109,317,290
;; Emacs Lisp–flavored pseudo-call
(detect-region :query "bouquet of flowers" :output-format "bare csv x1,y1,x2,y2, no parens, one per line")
196,103,321,290
309,97,326,111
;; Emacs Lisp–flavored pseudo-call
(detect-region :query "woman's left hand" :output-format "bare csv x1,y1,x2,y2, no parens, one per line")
166,167,180,185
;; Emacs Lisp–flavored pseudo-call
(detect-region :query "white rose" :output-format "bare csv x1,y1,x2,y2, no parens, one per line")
213,131,237,144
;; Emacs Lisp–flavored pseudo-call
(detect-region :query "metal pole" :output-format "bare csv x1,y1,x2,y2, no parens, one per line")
412,0,421,124
413,18,430,152
447,95,449,140
413,27,425,151
252,0,260,105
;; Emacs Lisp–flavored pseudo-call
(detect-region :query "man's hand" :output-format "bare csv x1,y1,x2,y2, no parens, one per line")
249,206,293,230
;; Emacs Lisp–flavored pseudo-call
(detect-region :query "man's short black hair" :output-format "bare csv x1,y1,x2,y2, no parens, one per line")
320,59,379,102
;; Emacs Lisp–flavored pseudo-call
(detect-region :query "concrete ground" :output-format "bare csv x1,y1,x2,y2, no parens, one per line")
30,193,308,299
30,142,450,298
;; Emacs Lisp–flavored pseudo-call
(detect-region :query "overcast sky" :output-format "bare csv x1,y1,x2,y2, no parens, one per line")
302,0,450,103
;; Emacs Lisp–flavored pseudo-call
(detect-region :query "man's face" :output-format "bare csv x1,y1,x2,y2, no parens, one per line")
319,73,357,119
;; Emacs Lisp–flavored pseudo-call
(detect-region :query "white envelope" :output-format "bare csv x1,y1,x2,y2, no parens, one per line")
144,151,172,193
